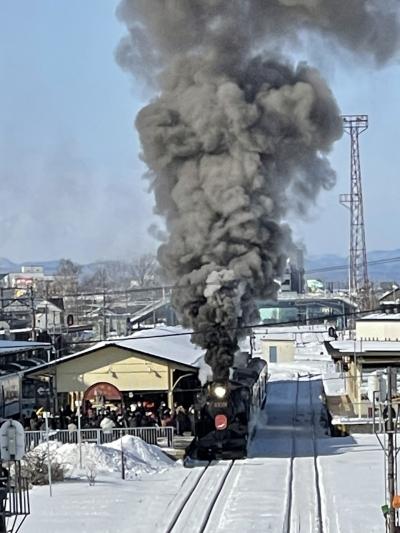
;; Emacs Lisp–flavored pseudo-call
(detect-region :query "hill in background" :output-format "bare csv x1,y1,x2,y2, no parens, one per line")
306,249,400,283
1,248,400,284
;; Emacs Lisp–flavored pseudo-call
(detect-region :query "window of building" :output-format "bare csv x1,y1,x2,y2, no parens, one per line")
269,345,277,363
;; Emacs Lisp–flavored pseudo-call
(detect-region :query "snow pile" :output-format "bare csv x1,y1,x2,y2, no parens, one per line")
31,436,178,480
103,435,177,473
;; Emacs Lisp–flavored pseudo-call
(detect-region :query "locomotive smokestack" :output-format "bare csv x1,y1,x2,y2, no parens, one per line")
116,1,400,380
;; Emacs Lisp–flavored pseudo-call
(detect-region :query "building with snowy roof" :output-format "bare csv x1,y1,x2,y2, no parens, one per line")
259,333,296,364
325,337,400,425
27,326,204,412
356,312,400,341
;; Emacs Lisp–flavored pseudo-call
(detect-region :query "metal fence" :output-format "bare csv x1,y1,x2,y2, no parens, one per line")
24,426,175,452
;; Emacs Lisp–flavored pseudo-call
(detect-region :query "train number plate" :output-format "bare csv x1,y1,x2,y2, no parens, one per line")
212,401,228,408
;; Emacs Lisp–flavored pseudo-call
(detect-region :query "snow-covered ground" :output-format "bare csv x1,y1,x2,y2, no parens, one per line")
319,434,385,533
22,381,388,533
21,331,388,532
23,436,186,533
24,468,190,533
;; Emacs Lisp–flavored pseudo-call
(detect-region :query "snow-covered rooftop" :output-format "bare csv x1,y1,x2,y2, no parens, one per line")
330,339,400,353
360,313,400,320
121,326,204,367
260,333,296,341
256,325,329,333
29,326,204,372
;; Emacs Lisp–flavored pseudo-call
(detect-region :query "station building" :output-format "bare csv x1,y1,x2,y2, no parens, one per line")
26,327,203,412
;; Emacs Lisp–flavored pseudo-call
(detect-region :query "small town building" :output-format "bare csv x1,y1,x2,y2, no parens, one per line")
0,266,53,291
355,312,400,341
257,293,355,329
26,327,204,413
35,298,65,332
260,333,296,364
0,340,52,417
325,339,400,425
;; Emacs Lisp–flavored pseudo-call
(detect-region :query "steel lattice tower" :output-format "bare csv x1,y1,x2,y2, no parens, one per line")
339,115,370,307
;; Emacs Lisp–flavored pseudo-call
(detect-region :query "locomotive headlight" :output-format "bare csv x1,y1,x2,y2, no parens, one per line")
212,384,227,399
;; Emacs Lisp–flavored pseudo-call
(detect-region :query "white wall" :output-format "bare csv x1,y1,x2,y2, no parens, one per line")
356,320,400,341
260,339,295,363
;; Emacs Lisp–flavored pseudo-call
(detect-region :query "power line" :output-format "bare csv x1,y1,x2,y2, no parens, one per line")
306,255,400,274
61,305,383,346
2,255,400,302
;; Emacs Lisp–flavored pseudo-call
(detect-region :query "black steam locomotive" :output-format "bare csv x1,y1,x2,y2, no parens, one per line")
185,358,268,461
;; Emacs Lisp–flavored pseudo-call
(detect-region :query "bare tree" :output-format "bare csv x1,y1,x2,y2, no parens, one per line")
21,448,65,486
130,254,160,287
54,259,82,294
81,267,109,292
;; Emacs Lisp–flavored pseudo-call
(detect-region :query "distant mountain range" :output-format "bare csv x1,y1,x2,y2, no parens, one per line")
305,249,400,282
2,249,400,283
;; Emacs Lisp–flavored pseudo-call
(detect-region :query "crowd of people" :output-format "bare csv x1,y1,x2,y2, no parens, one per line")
21,400,195,436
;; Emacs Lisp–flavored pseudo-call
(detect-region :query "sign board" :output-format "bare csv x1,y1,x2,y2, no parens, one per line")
0,375,21,418
0,420,25,461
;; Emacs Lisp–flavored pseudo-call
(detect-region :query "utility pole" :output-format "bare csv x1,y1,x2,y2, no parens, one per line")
339,115,370,309
0,287,3,323
30,286,36,341
102,291,107,340
374,368,400,533
387,367,396,533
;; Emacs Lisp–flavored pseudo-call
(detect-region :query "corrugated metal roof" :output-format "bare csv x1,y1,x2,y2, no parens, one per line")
27,326,203,373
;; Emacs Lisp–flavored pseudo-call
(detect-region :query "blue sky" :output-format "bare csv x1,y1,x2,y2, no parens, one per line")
0,1,399,263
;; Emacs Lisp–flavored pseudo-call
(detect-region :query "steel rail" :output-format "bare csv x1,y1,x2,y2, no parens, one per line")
283,373,300,533
165,463,210,533
166,460,234,533
309,375,325,533
284,374,325,533
199,460,235,533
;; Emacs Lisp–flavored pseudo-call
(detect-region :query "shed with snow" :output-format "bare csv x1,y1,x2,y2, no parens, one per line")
259,333,296,364
26,327,203,411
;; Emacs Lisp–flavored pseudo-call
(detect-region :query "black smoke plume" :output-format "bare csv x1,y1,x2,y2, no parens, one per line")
116,1,400,380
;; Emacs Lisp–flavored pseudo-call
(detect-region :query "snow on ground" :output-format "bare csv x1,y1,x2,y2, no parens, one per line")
23,468,190,533
23,395,389,533
23,436,184,533
319,434,385,533
22,334,388,533
31,435,177,480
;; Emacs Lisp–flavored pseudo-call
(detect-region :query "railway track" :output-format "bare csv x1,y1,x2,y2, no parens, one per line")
285,374,325,533
158,374,326,533
160,460,235,533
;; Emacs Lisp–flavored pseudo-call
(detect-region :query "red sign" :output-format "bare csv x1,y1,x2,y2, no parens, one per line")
83,382,122,402
215,414,228,431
